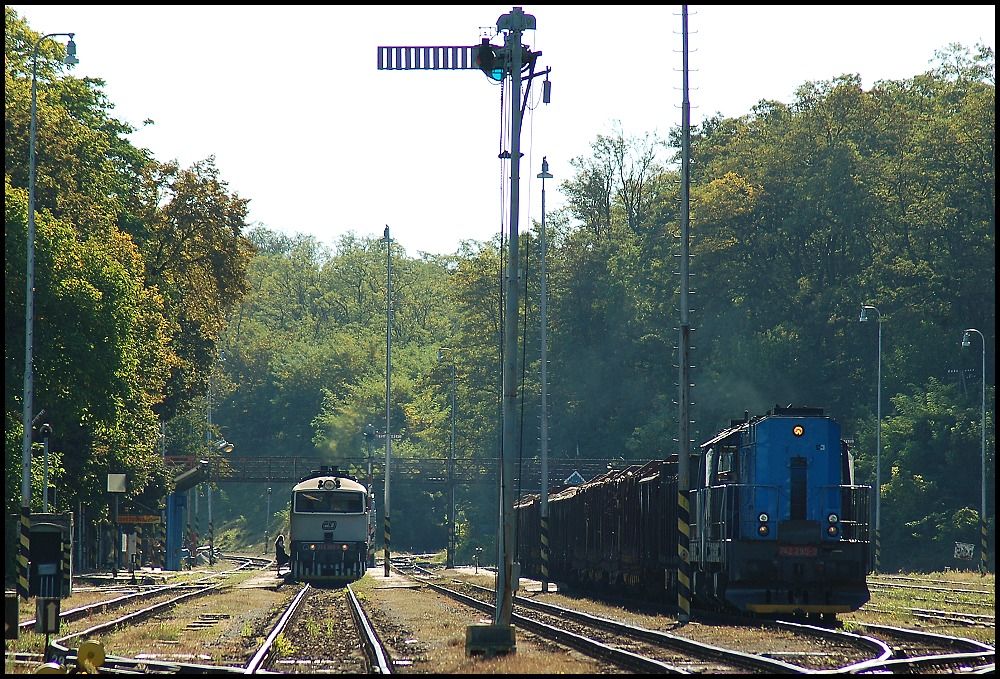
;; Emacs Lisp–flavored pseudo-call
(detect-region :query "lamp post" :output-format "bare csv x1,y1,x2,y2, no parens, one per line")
860,304,882,573
265,486,272,555
19,31,77,602
438,348,457,569
962,328,987,575
209,439,233,565
537,156,552,593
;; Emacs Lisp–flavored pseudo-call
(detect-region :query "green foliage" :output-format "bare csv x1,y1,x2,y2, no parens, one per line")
5,8,255,569
5,6,994,573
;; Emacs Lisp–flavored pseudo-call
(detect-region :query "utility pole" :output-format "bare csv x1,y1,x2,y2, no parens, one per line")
676,4,693,625
384,225,393,577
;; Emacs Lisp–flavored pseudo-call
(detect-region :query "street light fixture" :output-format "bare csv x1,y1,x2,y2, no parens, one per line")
859,304,882,574
961,328,987,575
438,347,457,569
19,30,77,602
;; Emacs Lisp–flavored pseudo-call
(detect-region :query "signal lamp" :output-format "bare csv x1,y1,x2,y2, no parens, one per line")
827,525,839,536
758,524,769,536
758,512,769,523
475,38,504,81
827,513,839,524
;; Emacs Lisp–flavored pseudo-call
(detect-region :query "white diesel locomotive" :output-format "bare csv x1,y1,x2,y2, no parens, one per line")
287,466,372,583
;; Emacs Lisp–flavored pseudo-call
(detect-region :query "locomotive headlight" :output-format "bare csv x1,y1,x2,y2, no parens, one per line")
342,544,348,551
758,524,769,536
758,512,769,523
323,480,335,490
309,543,316,551
792,425,805,437
827,513,839,524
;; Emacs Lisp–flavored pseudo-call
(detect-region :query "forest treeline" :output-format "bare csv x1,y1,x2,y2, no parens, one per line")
5,6,994,573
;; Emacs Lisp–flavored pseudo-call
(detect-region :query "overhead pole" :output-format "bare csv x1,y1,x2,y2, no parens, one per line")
676,4,693,626
384,225,392,577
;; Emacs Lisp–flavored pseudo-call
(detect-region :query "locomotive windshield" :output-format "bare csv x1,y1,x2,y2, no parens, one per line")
295,490,364,513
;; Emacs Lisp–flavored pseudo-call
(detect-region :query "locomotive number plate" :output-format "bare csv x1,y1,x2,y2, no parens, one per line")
778,545,817,557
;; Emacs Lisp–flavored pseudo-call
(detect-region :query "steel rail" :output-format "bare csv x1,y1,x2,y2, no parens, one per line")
243,583,311,673
454,580,812,674
347,583,393,674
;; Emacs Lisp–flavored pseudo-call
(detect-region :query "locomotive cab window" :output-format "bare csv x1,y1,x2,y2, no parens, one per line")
295,490,365,513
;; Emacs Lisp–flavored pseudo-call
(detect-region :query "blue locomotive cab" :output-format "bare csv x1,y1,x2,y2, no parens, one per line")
738,410,845,544
692,406,871,616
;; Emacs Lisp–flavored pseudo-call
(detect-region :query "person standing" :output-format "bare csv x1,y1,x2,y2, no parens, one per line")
274,534,289,571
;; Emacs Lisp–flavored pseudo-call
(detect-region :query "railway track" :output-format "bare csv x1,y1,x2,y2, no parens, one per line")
395,561,863,674
25,568,392,674
836,621,995,673
248,583,392,674
14,555,273,674
404,559,997,675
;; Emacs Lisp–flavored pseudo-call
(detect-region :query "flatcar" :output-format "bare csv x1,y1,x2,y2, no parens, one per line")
515,406,871,617
287,466,372,583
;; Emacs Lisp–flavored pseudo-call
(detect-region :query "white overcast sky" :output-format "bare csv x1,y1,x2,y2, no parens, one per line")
11,5,996,257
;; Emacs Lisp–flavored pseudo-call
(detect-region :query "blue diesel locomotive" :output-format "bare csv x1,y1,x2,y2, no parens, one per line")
287,466,372,583
515,406,871,617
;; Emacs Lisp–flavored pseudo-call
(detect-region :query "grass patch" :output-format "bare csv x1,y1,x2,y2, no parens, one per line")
271,633,295,659
136,621,182,642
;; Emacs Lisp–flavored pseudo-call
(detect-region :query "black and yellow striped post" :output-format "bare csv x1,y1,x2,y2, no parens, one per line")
62,531,72,596
982,519,988,576
540,515,549,592
18,508,30,599
676,2,694,628
874,529,880,575
194,494,201,557
157,515,165,568
383,515,391,577
677,492,691,623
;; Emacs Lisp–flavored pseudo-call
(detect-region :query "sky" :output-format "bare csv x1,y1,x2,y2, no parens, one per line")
10,5,996,257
